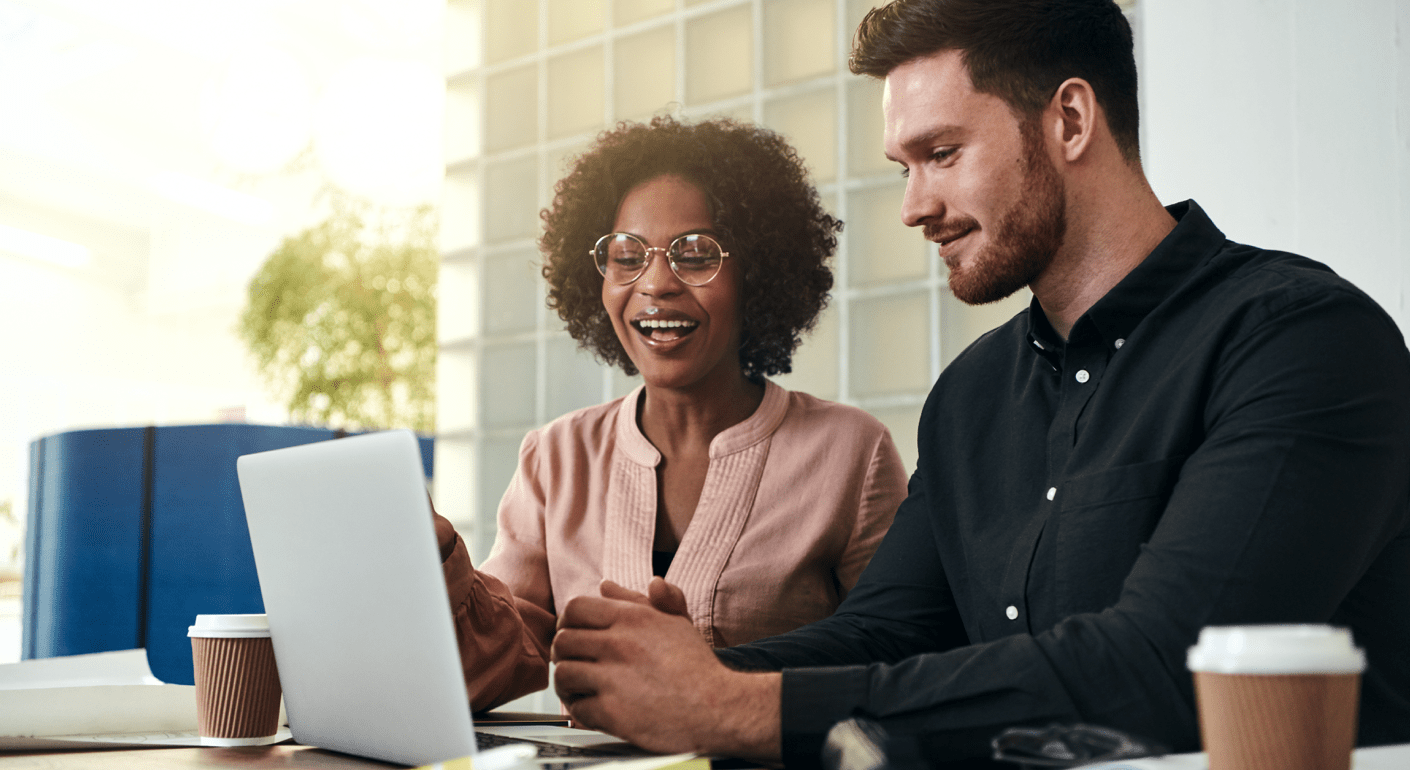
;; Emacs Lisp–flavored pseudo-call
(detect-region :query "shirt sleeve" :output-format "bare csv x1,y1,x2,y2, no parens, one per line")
724,290,1410,767
832,423,909,597
441,432,557,712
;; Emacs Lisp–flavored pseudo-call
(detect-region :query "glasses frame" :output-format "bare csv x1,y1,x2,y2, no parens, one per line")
590,232,731,287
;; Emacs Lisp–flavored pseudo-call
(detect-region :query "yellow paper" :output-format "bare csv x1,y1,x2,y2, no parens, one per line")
416,752,708,770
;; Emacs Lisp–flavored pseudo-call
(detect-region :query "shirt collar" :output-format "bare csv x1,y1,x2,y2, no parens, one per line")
1026,297,1064,370
1026,199,1226,363
615,378,789,465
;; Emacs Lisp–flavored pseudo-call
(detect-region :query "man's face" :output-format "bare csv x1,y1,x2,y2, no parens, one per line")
883,50,1066,305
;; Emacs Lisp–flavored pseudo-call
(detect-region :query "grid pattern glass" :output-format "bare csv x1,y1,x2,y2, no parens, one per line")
483,156,539,243
762,88,837,183
548,0,604,45
616,0,675,25
485,0,538,64
485,66,537,153
615,26,677,122
684,6,753,104
547,47,606,139
483,249,540,334
439,0,1106,568
762,0,835,86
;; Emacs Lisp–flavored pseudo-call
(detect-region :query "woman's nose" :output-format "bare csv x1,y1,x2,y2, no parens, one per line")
635,248,682,295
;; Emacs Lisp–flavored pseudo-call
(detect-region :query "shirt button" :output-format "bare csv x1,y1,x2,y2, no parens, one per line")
1114,338,1126,349
1075,369,1090,383
1006,605,1019,620
1046,487,1057,501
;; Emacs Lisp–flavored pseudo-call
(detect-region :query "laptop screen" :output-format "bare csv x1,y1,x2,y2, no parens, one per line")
239,430,477,765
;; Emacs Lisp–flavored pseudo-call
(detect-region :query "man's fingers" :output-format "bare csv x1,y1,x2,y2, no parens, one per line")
596,577,689,618
551,627,602,662
562,694,609,734
554,661,618,737
646,577,689,618
599,579,649,604
552,659,598,698
556,594,629,631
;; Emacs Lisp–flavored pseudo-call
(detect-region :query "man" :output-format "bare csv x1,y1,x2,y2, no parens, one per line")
550,0,1410,765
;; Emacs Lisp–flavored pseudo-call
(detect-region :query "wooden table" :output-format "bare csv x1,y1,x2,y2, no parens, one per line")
0,713,572,769
0,744,401,769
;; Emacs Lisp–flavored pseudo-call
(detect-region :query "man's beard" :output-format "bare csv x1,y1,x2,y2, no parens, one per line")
928,119,1067,306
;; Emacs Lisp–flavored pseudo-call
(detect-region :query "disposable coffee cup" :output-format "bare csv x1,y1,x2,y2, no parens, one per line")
188,614,283,746
1187,625,1364,770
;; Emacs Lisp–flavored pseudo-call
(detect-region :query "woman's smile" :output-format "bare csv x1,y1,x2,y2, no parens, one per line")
632,307,700,343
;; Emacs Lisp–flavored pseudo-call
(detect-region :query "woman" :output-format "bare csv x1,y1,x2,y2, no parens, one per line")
434,116,907,711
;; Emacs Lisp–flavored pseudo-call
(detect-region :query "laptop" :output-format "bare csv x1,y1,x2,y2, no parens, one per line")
236,429,665,767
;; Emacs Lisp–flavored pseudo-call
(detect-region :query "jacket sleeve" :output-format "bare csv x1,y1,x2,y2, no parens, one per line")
723,291,1410,767
439,431,558,712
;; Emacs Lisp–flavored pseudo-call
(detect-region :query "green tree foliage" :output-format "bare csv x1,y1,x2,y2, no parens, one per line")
240,200,437,433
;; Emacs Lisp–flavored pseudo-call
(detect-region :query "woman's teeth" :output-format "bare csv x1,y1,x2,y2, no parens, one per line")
634,318,698,341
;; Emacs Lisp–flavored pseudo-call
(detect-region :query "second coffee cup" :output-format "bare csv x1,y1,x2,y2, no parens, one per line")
1187,625,1364,770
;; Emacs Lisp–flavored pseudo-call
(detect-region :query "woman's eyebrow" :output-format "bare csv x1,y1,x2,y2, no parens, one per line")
616,227,721,243
672,227,720,239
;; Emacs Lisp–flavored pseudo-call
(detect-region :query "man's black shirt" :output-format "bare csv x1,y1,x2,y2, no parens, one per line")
719,201,1410,765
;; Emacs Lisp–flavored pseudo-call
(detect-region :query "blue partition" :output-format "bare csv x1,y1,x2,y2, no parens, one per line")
23,425,434,685
24,428,148,660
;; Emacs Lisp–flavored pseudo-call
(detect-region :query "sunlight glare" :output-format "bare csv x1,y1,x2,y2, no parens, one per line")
202,46,314,174
314,58,443,206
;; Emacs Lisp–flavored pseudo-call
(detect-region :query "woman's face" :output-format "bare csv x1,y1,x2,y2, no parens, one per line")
602,174,745,394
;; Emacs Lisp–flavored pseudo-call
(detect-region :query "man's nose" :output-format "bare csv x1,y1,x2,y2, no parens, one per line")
900,174,942,229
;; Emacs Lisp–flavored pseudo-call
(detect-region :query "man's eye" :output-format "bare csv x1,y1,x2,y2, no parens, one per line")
931,148,957,163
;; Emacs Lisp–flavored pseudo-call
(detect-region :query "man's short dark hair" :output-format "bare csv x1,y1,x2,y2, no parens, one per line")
539,115,839,379
850,0,1141,165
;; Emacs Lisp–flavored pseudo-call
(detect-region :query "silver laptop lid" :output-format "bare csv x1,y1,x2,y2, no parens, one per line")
238,429,476,766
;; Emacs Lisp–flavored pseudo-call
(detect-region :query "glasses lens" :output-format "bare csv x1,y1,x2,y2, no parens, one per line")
670,235,724,286
595,234,648,284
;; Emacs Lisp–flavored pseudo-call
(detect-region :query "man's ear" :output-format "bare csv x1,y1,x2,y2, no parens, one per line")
1049,77,1098,163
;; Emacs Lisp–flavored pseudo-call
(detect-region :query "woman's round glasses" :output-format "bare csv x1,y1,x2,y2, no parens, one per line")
591,233,729,287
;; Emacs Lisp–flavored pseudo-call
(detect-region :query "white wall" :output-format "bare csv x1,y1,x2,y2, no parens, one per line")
1141,0,1409,333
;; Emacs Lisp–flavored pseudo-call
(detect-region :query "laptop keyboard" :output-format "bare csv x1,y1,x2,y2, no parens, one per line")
476,730,641,766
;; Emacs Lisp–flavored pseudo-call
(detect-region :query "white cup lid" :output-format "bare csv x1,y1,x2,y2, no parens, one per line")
1187,624,1365,674
188,614,271,639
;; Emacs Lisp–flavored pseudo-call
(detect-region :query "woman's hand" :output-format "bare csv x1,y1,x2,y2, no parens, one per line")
429,495,458,563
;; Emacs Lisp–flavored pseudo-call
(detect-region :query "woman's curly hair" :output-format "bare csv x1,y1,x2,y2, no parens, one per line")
540,115,840,379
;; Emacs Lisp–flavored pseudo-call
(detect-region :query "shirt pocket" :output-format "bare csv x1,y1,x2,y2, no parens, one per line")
1054,456,1187,616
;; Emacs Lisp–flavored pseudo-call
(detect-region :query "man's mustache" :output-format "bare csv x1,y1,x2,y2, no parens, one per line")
923,219,978,244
